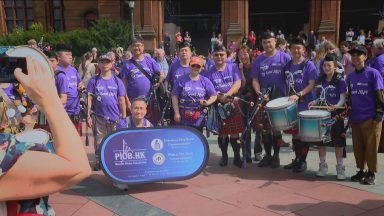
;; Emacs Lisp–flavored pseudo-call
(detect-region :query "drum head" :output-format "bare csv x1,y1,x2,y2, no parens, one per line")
299,110,330,118
15,129,49,144
6,46,54,78
266,97,294,110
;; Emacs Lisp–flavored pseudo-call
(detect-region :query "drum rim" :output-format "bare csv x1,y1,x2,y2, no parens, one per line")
266,97,296,110
5,45,54,77
299,110,331,118
15,128,50,144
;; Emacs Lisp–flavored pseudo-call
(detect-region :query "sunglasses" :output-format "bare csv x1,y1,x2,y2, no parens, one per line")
190,64,202,69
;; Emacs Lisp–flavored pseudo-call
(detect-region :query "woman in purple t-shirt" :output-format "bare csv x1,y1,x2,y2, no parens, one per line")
172,57,217,132
309,53,347,180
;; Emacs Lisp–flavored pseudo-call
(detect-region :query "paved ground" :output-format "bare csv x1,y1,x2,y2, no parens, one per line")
50,127,384,216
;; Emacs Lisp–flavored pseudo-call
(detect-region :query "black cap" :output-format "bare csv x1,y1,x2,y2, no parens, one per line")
290,38,305,46
348,45,367,55
324,53,338,62
261,31,275,40
54,43,72,52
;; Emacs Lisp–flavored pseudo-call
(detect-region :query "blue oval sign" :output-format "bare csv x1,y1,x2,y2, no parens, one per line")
100,126,209,184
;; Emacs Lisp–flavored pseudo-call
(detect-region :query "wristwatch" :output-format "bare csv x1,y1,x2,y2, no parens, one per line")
295,92,302,98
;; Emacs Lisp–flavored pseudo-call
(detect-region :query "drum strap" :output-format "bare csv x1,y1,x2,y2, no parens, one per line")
283,59,309,95
0,88,21,131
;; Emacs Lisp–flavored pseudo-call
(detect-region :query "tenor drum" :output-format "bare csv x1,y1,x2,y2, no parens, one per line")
298,110,331,143
265,97,298,130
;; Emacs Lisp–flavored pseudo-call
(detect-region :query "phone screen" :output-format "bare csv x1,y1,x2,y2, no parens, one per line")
0,56,27,83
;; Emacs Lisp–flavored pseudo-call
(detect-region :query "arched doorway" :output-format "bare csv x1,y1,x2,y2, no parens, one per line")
164,0,221,55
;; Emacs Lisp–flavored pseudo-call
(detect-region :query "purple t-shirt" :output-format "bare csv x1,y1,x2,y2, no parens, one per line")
347,66,384,123
56,65,81,115
121,56,161,101
317,78,347,105
203,63,241,94
369,53,384,75
166,61,190,87
251,51,291,97
285,60,318,111
2,83,16,100
87,75,126,122
172,74,217,127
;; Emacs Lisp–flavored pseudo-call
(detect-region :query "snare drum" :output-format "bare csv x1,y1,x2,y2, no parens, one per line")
265,97,298,130
298,110,331,143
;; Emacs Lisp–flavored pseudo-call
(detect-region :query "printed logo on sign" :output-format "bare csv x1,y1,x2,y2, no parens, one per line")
114,139,147,165
151,138,164,151
153,153,165,165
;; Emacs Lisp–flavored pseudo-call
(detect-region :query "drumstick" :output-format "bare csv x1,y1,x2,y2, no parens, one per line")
310,105,345,110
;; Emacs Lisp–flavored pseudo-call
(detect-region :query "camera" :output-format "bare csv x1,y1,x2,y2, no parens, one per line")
0,56,27,83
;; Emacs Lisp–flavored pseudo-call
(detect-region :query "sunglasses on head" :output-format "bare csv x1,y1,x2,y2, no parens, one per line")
190,64,201,69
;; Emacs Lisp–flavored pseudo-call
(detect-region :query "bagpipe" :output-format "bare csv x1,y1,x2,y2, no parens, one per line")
216,89,271,168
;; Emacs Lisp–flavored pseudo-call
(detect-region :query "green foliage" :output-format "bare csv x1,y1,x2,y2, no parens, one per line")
0,19,133,57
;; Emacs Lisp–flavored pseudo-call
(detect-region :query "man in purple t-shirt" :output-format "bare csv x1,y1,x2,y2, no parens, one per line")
283,38,317,173
86,54,127,171
166,41,192,91
54,43,84,134
204,45,243,168
370,39,384,153
120,37,165,124
346,46,384,185
251,32,291,169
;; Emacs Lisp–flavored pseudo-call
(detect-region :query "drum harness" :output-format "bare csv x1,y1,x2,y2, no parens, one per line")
311,75,351,138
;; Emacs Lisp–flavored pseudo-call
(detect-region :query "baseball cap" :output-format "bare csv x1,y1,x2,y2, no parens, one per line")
261,31,275,40
99,54,112,62
348,45,367,55
189,56,204,67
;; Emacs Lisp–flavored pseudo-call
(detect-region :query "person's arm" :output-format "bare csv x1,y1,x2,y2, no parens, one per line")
87,94,93,128
252,77,261,94
119,96,126,119
289,80,316,101
171,94,181,122
0,57,91,201
59,93,67,105
226,80,241,96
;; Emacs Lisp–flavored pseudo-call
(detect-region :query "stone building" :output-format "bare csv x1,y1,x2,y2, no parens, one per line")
0,0,382,52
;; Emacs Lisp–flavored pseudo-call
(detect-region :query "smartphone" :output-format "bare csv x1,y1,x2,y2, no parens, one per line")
0,56,27,83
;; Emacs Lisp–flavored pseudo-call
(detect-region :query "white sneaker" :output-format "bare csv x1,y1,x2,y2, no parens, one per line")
254,153,263,161
113,182,129,191
336,164,346,181
316,162,328,177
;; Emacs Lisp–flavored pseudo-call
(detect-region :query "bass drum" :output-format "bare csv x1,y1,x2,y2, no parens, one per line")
5,46,54,77
4,46,55,131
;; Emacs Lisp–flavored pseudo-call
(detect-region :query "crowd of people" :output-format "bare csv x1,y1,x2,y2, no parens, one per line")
1,26,384,214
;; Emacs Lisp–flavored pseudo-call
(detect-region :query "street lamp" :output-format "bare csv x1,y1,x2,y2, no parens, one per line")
127,1,135,41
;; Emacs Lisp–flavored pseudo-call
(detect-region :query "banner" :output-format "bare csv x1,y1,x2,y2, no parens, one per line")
100,126,209,184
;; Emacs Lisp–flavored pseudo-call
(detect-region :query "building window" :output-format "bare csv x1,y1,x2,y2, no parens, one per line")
51,0,65,32
4,0,34,33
